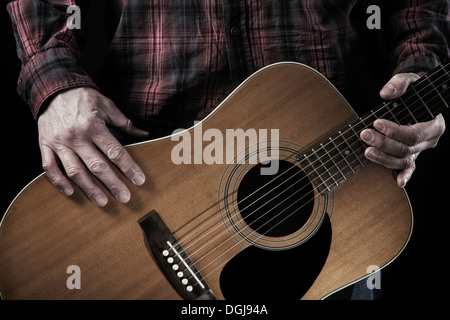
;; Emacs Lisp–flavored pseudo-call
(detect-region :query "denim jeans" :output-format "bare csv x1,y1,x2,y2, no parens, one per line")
351,277,382,300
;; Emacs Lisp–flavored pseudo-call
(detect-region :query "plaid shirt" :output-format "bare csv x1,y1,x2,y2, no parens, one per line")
7,0,450,136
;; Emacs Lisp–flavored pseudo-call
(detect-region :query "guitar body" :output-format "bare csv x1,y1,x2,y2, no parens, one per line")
0,62,412,300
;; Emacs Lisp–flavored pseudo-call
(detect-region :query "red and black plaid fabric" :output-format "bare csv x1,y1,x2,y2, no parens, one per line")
7,0,450,134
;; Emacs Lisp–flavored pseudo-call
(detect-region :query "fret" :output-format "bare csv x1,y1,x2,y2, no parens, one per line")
302,152,328,193
424,74,449,110
398,96,418,124
348,123,367,150
391,100,415,126
358,116,370,131
444,63,450,80
371,107,388,120
320,142,346,183
311,148,336,191
409,85,434,119
329,135,354,175
408,74,444,119
364,111,378,128
383,102,401,124
301,62,449,194
339,130,364,168
399,83,429,122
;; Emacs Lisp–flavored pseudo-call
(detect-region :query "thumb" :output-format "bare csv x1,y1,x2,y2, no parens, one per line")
104,101,149,138
380,73,421,100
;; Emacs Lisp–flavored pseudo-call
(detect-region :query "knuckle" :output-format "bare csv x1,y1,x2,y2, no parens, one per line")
402,155,416,170
428,138,439,149
49,176,65,188
437,116,446,135
42,160,54,172
107,145,125,162
107,179,122,192
125,118,133,130
410,127,423,145
71,136,88,150
370,133,383,148
397,144,411,158
66,165,83,179
65,116,103,140
87,159,108,175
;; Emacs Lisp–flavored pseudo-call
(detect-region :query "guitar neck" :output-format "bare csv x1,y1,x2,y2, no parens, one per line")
301,62,450,195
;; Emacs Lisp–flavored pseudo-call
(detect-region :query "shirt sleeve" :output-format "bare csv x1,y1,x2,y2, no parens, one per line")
7,0,98,119
387,0,450,75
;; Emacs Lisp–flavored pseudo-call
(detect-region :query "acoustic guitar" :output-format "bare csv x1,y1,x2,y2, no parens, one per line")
0,62,448,300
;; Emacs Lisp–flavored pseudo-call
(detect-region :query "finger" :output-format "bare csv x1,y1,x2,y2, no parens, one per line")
373,117,443,149
56,146,109,207
92,129,146,186
40,144,74,196
103,101,149,138
364,146,416,171
396,153,419,188
74,142,132,204
379,73,420,100
361,128,414,158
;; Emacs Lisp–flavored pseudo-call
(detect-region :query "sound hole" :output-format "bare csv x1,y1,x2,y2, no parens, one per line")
237,160,314,237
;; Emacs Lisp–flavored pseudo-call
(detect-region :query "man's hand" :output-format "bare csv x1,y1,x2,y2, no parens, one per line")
360,73,446,187
38,87,149,206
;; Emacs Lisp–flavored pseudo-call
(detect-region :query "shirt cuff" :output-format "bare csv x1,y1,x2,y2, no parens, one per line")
393,53,442,76
17,46,98,119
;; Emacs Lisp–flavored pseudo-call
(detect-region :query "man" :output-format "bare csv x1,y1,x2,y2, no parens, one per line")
6,0,449,298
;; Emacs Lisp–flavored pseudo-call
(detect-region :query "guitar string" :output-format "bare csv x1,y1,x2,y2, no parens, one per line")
168,105,449,294
175,79,450,288
170,66,449,258
168,66,450,260
191,86,450,288
166,68,450,277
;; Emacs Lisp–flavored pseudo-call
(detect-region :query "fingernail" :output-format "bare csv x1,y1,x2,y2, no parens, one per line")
361,130,373,143
373,120,385,133
117,191,131,203
94,196,108,207
63,187,74,196
132,173,145,186
366,148,378,161
380,83,395,96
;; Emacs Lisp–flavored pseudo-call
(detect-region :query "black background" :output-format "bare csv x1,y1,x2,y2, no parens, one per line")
1,1,449,305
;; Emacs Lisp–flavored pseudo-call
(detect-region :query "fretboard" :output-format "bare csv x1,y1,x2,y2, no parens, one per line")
300,62,450,195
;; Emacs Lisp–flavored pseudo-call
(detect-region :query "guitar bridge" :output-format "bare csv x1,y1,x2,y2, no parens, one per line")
139,210,216,300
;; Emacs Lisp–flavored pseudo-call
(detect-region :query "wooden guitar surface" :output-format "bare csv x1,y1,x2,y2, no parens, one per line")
0,62,412,300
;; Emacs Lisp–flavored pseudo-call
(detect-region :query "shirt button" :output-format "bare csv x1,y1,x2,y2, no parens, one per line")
229,26,241,38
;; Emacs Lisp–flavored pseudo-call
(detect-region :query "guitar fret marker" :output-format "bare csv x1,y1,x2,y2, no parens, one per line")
338,131,360,170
